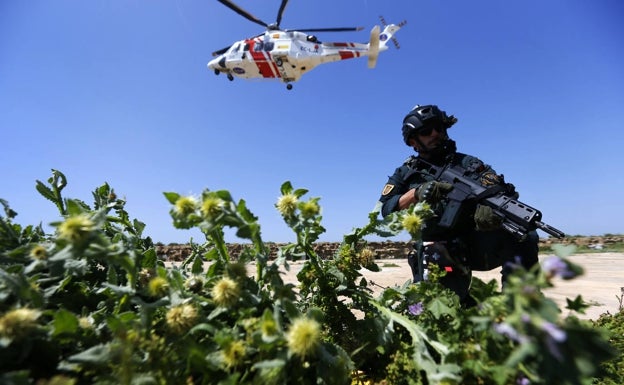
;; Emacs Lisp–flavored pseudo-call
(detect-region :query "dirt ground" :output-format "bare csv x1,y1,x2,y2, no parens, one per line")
252,253,624,320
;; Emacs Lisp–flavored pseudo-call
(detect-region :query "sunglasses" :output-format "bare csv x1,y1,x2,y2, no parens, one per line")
415,125,443,137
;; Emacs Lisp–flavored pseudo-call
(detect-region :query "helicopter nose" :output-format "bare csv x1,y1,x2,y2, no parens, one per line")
208,56,226,70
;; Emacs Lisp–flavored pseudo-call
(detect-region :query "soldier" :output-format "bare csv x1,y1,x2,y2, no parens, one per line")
378,104,539,305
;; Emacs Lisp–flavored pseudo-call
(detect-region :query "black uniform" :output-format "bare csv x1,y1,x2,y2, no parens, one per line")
379,149,539,301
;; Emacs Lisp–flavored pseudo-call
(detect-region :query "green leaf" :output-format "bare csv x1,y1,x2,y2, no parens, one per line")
191,254,204,275
565,295,590,314
107,265,118,285
52,309,79,336
141,248,158,269
215,190,233,202
251,359,286,370
280,181,293,195
68,344,112,364
133,219,146,236
35,180,56,203
427,297,456,319
163,192,180,205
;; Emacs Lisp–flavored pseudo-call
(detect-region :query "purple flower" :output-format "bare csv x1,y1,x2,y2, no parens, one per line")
541,321,567,361
408,302,424,316
493,322,531,344
516,376,530,385
542,256,577,279
541,321,566,342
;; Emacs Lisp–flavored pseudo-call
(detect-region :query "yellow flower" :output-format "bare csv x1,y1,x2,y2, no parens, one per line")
287,317,321,358
0,308,41,339
211,277,240,307
148,276,169,297
221,340,246,368
57,214,95,242
30,245,48,259
401,212,423,238
174,196,197,216
276,194,298,216
299,200,320,219
200,197,224,220
166,304,198,334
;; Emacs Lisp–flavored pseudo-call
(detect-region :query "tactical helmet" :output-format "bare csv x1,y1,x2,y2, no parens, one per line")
402,105,457,145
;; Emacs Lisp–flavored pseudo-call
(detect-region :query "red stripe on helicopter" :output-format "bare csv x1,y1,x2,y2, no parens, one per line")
249,39,280,79
339,51,360,59
330,42,355,47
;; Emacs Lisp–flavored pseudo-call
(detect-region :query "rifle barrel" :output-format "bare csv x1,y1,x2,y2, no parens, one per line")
536,221,566,239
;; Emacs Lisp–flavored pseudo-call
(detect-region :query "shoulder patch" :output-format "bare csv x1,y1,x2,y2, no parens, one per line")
382,184,395,196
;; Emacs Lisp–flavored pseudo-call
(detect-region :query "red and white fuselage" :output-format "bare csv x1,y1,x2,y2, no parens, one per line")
208,23,402,86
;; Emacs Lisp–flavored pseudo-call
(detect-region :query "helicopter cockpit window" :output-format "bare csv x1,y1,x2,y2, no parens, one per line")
253,42,264,52
306,35,318,43
231,43,241,53
263,42,274,51
243,44,250,51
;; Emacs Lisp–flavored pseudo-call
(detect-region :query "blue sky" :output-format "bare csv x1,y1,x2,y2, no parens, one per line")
1,0,623,244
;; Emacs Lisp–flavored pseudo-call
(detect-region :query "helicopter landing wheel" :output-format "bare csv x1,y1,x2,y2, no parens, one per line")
275,58,283,66
214,69,220,75
227,74,234,81
286,83,293,90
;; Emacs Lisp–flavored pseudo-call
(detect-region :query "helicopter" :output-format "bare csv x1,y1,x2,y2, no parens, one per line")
208,0,405,90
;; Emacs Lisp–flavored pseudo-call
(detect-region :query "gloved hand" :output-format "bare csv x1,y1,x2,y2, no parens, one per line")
415,181,453,204
474,204,503,231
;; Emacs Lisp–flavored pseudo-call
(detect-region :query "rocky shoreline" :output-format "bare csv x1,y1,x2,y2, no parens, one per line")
155,235,623,262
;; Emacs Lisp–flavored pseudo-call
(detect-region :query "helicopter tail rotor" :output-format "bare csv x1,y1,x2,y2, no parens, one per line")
379,16,406,49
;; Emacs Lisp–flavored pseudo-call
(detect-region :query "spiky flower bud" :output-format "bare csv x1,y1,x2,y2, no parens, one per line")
286,317,321,358
276,194,298,217
201,197,224,220
221,340,246,368
299,200,320,219
226,262,248,280
30,245,48,259
174,196,197,216
148,276,169,297
57,214,95,242
166,304,198,334
184,276,204,293
211,277,241,307
0,308,41,340
357,247,376,266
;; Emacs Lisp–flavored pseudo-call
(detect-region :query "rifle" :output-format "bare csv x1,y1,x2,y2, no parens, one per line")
417,158,565,240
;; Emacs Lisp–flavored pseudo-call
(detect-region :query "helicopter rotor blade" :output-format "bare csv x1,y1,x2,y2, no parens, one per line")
217,0,268,28
212,46,231,57
293,27,364,33
275,0,289,28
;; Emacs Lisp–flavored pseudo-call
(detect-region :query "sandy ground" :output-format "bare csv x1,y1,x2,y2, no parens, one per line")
250,253,623,320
